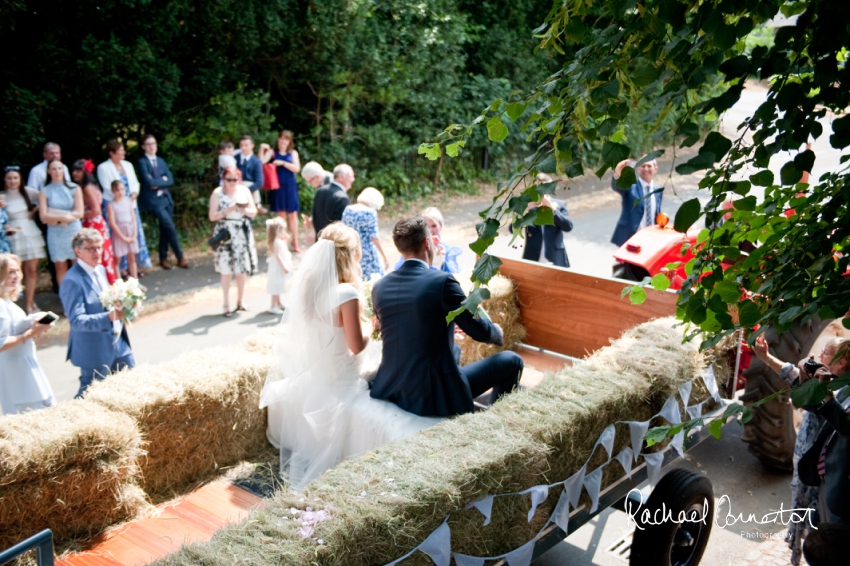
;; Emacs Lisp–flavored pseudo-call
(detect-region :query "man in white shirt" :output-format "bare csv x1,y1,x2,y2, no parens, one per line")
610,158,663,246
26,142,71,190
59,229,135,398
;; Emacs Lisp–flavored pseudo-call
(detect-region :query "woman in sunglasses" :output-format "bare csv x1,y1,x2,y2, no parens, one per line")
208,166,258,317
1,166,46,313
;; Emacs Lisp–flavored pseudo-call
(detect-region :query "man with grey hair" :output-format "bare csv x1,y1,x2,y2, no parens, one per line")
610,157,663,246
311,163,353,234
59,228,135,397
26,142,71,190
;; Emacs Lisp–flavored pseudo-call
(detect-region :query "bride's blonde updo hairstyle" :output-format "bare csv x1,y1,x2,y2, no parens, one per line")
320,222,363,287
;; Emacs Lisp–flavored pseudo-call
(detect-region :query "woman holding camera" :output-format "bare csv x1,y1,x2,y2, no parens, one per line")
753,334,850,564
0,254,55,415
209,166,258,317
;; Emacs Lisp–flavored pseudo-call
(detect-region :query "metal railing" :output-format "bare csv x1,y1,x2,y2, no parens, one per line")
0,529,55,566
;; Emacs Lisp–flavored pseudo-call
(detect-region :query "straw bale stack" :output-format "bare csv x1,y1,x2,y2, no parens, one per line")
85,341,275,498
0,401,146,549
156,317,725,566
457,274,526,366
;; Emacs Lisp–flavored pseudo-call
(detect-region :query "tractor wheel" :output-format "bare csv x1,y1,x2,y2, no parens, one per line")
613,262,650,282
740,317,831,471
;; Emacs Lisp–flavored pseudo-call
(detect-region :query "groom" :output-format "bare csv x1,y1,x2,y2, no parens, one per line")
370,216,523,417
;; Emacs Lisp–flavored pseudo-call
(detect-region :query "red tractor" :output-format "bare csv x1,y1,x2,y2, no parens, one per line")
611,213,697,290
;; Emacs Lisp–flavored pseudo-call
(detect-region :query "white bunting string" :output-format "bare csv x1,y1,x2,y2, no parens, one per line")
381,367,721,565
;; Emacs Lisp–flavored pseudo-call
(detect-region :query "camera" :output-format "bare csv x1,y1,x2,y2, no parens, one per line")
803,357,826,377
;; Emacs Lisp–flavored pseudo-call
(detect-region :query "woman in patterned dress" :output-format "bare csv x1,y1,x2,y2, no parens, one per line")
341,187,388,280
208,166,258,317
97,140,152,274
38,159,84,285
72,160,117,284
1,166,45,313
261,130,302,252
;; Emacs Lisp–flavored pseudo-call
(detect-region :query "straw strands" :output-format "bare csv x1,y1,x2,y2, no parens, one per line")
156,316,724,566
457,274,526,366
85,343,276,499
0,401,146,549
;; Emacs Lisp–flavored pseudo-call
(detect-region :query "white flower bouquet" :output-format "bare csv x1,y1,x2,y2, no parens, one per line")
99,277,147,322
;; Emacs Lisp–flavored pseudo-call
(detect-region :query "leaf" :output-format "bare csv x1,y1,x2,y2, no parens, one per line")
713,280,741,303
534,206,554,226
794,149,815,173
635,149,665,168
472,254,503,284
486,116,509,142
628,285,647,305
709,419,724,440
731,181,751,196
445,140,465,157
476,218,500,240
537,181,558,195
737,300,762,327
650,273,671,291
616,166,637,189
506,102,526,122
632,62,661,87
780,161,801,185
417,143,441,161
643,426,673,447
750,170,774,187
790,379,829,409
601,141,630,167
674,198,702,232
733,196,757,211
702,132,733,162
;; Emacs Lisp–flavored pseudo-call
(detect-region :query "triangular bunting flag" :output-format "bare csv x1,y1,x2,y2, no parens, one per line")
563,465,587,508
504,539,536,566
659,395,681,425
418,520,451,566
521,485,549,523
595,424,616,461
643,451,665,487
583,466,604,514
465,495,494,526
614,447,633,478
627,420,650,461
678,380,693,410
452,553,485,566
551,490,570,535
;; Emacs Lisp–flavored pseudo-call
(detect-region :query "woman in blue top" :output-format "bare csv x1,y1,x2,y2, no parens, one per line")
262,130,302,252
342,187,389,280
38,159,84,284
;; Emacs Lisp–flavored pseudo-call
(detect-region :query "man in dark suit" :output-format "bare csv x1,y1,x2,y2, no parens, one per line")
311,163,353,235
370,216,524,417
235,135,266,214
138,134,187,269
59,229,134,398
799,378,850,526
520,193,574,268
610,158,664,246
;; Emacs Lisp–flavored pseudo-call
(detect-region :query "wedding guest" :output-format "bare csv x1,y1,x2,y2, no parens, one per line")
108,181,140,281
38,159,83,285
0,254,55,415
138,134,187,269
312,164,353,235
26,142,71,190
515,174,574,268
264,217,292,315
1,166,45,313
60,229,134,398
342,187,388,279
218,141,236,180
0,195,9,254
300,161,332,243
71,160,117,284
208,166,258,317
395,207,463,274
261,130,302,251
97,139,152,274
235,135,266,214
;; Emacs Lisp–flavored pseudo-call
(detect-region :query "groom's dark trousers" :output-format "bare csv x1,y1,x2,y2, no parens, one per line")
370,259,523,417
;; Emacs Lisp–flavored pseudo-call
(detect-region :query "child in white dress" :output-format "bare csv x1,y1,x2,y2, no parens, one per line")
107,181,139,279
266,217,292,315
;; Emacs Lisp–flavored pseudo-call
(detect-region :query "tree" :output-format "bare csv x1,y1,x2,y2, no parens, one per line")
425,0,849,418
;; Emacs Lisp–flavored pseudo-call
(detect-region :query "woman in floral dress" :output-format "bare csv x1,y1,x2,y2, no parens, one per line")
72,160,117,283
342,187,388,280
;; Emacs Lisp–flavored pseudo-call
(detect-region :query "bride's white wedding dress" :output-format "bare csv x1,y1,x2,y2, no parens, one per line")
259,240,441,491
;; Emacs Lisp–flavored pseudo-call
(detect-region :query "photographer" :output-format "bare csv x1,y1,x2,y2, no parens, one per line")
208,166,258,317
753,335,850,563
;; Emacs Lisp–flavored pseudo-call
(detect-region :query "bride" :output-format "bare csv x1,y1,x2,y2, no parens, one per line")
259,223,439,491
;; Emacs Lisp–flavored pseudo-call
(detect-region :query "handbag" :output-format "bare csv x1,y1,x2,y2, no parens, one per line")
208,227,231,250
262,163,279,190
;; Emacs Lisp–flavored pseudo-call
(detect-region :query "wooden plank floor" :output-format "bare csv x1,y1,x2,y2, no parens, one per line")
56,482,263,566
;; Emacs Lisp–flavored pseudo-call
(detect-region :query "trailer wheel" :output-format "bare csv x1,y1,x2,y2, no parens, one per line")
740,317,831,471
629,468,713,566
612,262,650,282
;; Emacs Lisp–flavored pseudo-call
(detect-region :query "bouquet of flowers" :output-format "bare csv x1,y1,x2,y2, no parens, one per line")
360,273,381,340
99,277,147,323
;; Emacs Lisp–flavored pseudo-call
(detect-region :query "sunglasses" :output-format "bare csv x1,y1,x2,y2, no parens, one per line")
4,165,20,173
224,178,240,182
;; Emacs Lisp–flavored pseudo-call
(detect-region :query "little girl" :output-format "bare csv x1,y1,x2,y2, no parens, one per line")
266,217,292,315
108,180,139,280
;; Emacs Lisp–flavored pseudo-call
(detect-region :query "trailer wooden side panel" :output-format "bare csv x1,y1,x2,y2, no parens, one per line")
497,257,678,358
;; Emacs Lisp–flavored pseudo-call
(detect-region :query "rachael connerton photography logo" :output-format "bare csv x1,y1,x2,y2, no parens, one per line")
624,490,817,531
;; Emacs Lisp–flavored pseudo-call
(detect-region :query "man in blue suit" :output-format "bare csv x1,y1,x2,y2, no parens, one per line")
138,134,187,269
610,158,664,246
370,216,523,417
235,135,266,214
59,229,135,398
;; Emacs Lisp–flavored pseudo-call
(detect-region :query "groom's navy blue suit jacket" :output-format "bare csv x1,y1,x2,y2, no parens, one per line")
370,259,503,417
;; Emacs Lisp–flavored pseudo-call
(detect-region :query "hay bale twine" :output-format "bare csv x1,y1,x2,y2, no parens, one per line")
457,274,526,366
0,400,145,549
85,338,275,498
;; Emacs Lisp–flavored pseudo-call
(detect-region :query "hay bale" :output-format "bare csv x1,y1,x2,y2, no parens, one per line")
458,274,526,366
0,401,146,549
86,339,275,498
156,317,723,566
